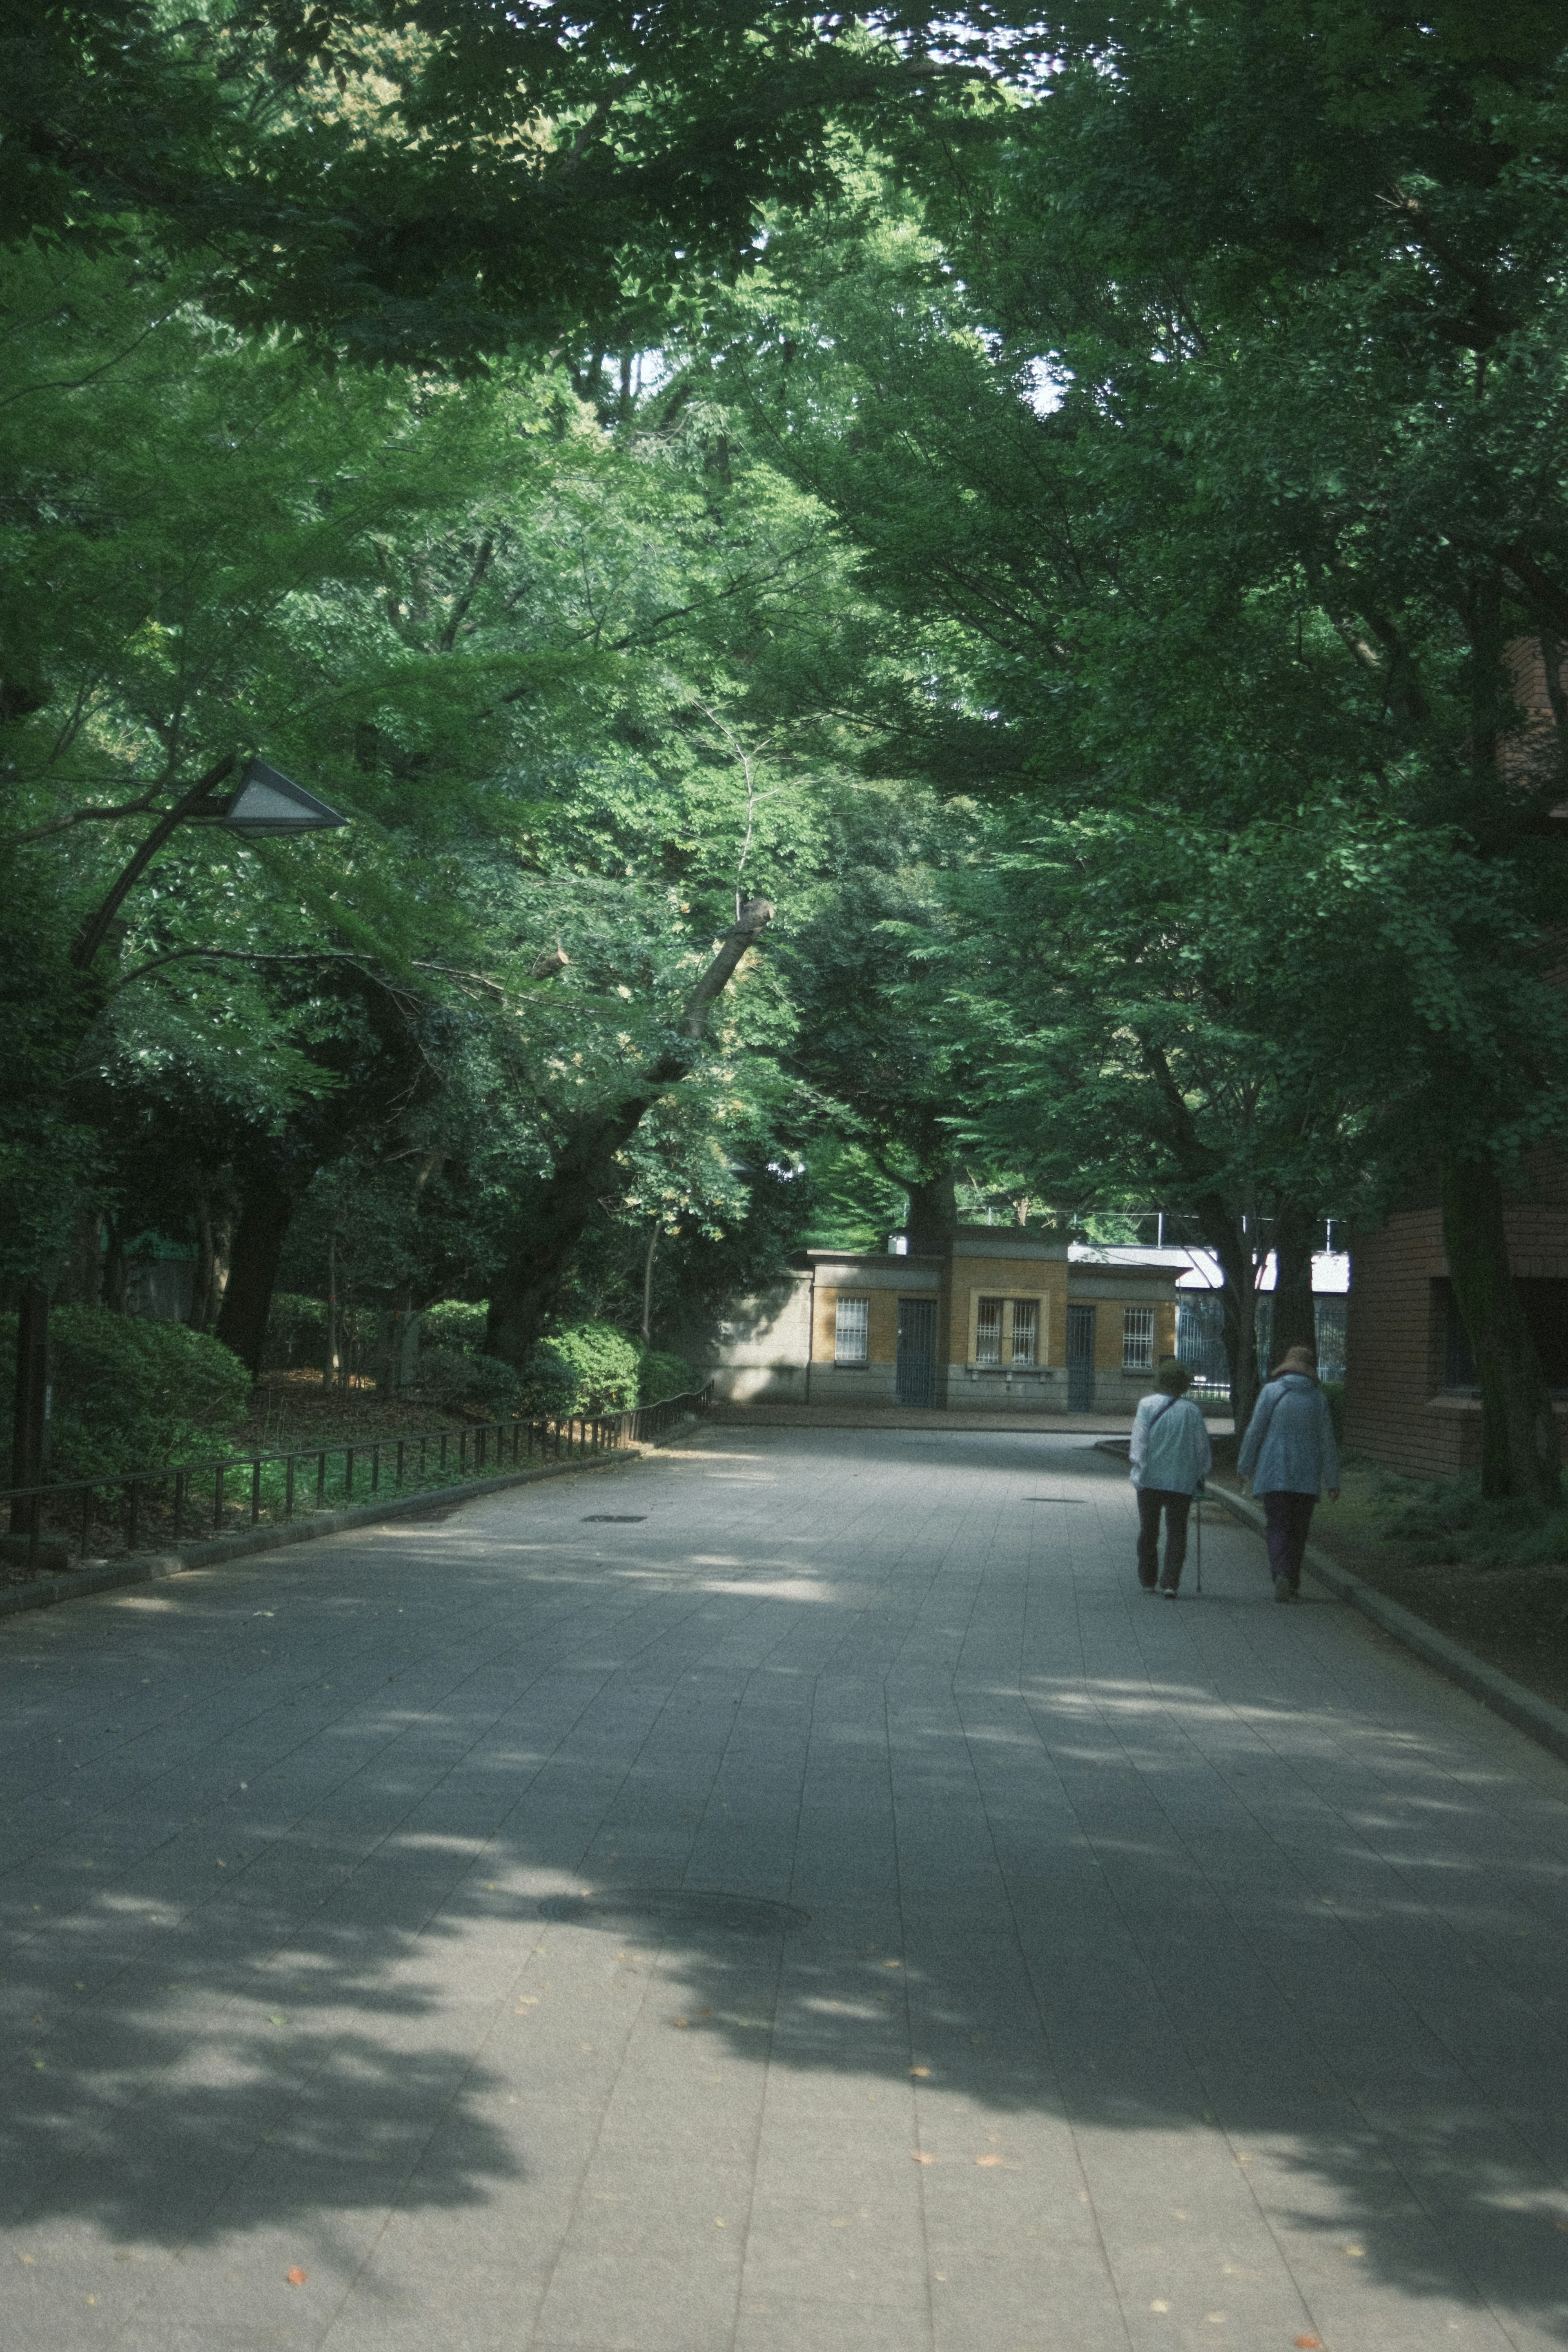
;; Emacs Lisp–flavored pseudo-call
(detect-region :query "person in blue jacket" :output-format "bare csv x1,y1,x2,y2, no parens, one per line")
1236,1343,1341,1603
1129,1357,1213,1598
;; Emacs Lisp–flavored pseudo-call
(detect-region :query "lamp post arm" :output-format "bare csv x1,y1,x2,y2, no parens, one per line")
69,753,236,972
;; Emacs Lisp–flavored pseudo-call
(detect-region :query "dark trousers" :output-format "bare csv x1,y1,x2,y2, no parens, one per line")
1137,1488,1192,1590
1264,1490,1316,1589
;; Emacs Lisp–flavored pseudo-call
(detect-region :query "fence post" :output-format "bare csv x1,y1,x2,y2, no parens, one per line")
345,1446,355,1499
251,1457,262,1523
173,1469,186,1542
126,1479,140,1554
285,1457,295,1521
214,1464,225,1532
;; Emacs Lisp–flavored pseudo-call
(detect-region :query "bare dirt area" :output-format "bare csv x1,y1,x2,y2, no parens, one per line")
243,1369,475,1450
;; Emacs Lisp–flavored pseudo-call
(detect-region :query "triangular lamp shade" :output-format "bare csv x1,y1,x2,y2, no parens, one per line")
223,759,348,837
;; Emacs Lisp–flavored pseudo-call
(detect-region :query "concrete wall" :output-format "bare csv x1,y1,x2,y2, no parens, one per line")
677,1274,814,1406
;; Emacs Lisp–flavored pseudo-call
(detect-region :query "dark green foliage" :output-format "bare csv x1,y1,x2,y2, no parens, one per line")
1376,1473,1568,1572
0,1309,250,1479
637,1350,696,1406
420,1301,489,1354
525,1322,642,1417
410,1347,522,1417
1321,1382,1345,1451
0,2,960,367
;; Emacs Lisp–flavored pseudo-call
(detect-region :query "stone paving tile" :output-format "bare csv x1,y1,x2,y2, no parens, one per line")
4,1429,1568,2350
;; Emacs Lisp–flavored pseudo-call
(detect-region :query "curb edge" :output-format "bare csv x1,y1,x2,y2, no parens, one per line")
1205,1485,1568,1770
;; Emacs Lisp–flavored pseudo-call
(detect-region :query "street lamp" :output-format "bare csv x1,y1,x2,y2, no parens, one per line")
221,757,348,839
10,756,350,1547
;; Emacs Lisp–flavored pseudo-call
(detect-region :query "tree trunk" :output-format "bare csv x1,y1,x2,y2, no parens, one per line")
1192,1190,1262,1436
485,898,775,1371
641,1226,659,1349
1441,1152,1561,1503
188,1192,233,1332
1269,1200,1318,1370
102,1215,128,1313
214,1163,296,1379
905,1170,958,1256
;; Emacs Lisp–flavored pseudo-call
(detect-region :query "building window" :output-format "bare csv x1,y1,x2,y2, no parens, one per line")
1011,1298,1039,1367
975,1297,1003,1366
1439,1277,1568,1394
834,1295,869,1365
1123,1307,1155,1371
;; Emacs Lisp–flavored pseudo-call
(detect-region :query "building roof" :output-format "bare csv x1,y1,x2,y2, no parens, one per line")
1067,1243,1351,1295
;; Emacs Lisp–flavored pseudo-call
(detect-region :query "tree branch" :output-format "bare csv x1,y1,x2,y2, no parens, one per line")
70,755,237,971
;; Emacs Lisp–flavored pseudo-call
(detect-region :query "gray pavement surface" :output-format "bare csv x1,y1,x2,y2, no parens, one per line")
2,1426,1567,2352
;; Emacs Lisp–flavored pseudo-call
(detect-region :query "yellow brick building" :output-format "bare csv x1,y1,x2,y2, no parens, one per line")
699,1228,1179,1413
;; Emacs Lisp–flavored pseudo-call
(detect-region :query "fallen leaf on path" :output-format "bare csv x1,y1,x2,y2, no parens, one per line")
910,2066,930,2078
911,2151,936,2164
286,2268,307,2286
974,2154,1003,2167
1295,2338,1322,2348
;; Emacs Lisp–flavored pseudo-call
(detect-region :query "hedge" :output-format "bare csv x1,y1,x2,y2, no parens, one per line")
526,1322,643,1417
0,1307,251,1480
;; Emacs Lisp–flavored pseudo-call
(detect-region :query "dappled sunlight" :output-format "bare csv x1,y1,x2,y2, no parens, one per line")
4,1425,1568,2341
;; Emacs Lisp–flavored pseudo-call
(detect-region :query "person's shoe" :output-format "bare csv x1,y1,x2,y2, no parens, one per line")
1161,1586,1178,1601
1273,1575,1292,1604
1139,1575,1158,1591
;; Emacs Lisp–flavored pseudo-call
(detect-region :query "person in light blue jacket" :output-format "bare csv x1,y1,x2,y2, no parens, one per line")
1129,1358,1213,1599
1236,1344,1341,1603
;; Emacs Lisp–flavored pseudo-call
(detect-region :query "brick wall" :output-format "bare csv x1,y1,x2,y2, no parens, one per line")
1346,1172,1568,1477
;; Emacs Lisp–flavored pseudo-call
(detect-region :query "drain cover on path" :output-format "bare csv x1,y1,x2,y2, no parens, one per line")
581,1514,646,1522
539,1889,809,1936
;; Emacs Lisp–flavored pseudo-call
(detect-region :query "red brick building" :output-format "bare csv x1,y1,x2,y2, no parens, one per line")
1345,1152,1568,1478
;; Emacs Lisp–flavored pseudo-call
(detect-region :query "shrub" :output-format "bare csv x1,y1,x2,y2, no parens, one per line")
526,1321,641,1417
410,1346,521,1416
1321,1379,1345,1448
638,1350,695,1406
0,1307,251,1479
421,1299,488,1353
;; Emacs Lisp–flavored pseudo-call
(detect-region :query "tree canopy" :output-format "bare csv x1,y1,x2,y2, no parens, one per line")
4,1,1567,1492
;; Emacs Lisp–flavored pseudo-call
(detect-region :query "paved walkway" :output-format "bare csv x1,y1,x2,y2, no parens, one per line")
3,1428,1568,2352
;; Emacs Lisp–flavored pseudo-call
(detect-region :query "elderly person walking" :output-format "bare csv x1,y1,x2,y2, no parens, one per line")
1237,1343,1341,1603
1130,1357,1213,1599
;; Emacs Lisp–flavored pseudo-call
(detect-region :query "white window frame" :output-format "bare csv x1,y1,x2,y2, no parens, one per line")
975,1296,1004,1367
1011,1297,1039,1368
1122,1306,1155,1371
834,1294,870,1365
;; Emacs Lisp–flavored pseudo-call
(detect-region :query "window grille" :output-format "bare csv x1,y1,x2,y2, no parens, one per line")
1122,1307,1155,1371
1011,1299,1039,1366
834,1295,869,1365
975,1297,1003,1366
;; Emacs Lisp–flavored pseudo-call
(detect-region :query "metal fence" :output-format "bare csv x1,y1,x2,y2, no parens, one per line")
1,1385,712,1574
1176,1294,1348,1399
